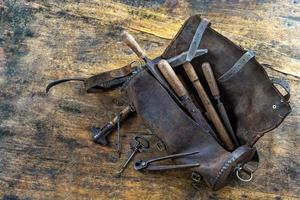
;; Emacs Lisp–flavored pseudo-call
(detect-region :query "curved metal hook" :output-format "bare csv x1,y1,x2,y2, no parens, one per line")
46,78,85,93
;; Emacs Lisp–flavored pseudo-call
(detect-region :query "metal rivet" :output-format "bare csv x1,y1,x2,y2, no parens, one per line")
272,105,277,109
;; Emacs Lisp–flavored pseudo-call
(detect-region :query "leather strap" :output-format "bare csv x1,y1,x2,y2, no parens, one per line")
46,64,137,93
85,76,131,92
270,77,291,101
85,64,137,92
218,51,255,82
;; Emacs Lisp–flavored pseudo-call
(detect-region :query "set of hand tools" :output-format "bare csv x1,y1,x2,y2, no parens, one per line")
121,30,238,150
91,29,240,176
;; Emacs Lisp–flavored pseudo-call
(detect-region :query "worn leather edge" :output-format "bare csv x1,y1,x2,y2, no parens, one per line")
212,145,256,190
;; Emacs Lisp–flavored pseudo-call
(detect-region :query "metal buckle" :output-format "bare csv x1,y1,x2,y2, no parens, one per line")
191,171,202,191
191,171,202,183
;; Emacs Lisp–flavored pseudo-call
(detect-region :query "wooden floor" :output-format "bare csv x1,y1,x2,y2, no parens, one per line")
0,0,299,199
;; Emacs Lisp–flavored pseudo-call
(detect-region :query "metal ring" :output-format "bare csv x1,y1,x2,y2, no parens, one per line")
235,166,253,182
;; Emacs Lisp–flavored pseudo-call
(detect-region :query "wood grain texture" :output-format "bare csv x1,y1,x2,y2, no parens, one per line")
158,59,188,97
0,0,299,199
121,31,146,59
183,62,235,151
202,62,220,99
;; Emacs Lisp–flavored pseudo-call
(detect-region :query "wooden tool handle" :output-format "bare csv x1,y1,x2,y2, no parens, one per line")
183,62,199,83
183,63,211,108
158,60,188,97
202,62,220,98
121,31,146,59
183,62,235,151
112,105,133,124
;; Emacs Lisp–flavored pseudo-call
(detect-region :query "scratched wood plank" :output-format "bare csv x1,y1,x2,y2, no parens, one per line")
0,0,299,199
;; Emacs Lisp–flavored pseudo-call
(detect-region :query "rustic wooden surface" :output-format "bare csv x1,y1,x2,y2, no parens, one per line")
0,0,299,199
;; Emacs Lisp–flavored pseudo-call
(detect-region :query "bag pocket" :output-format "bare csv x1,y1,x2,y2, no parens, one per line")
217,52,291,146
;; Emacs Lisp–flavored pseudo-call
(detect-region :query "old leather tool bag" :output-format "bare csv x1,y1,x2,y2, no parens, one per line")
47,15,291,190
121,15,290,189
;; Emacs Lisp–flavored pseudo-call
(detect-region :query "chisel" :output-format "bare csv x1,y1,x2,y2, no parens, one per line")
202,62,239,147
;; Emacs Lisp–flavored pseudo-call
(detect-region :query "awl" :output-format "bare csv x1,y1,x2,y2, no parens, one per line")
202,62,239,147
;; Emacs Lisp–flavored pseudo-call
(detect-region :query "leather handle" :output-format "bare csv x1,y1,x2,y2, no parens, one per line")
202,62,220,99
121,31,146,59
157,60,188,97
270,77,290,101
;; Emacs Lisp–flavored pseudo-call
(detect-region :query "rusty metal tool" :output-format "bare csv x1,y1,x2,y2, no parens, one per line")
92,105,134,145
134,151,200,171
115,136,150,177
202,62,239,147
157,60,218,140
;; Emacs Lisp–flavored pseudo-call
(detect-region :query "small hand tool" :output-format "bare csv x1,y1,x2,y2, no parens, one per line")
92,105,134,145
202,62,239,147
134,151,200,171
115,136,150,177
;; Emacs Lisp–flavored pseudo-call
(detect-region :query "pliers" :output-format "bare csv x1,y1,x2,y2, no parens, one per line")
134,151,200,171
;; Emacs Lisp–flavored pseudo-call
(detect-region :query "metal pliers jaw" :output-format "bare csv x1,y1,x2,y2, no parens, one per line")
134,151,201,171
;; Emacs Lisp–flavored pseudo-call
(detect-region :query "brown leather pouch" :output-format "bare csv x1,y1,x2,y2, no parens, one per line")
122,15,291,189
